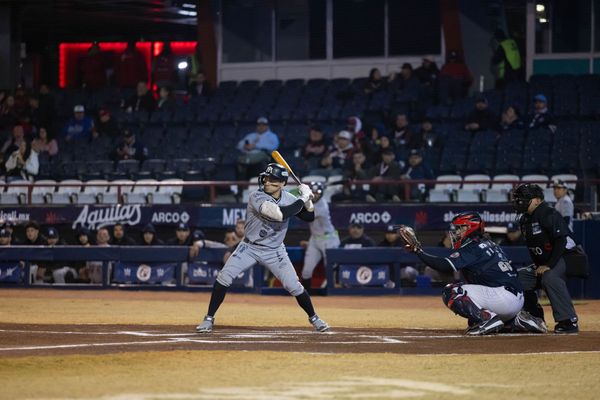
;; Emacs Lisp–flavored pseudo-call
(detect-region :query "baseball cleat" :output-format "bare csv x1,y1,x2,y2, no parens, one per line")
309,314,330,332
196,315,215,333
466,315,504,336
513,310,548,333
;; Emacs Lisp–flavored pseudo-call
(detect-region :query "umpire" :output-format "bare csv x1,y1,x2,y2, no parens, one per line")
512,183,586,334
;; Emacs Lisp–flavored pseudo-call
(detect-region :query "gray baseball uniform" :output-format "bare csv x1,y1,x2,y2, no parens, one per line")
217,189,304,296
301,199,340,280
555,195,574,231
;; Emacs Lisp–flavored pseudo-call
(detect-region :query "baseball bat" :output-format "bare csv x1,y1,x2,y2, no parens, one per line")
271,150,301,185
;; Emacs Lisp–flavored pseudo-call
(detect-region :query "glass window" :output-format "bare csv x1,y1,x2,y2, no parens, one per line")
222,0,272,63
276,0,326,60
333,0,385,58
388,0,441,55
551,0,591,52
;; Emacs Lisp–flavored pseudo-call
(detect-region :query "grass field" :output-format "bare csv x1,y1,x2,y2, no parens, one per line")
1,289,599,400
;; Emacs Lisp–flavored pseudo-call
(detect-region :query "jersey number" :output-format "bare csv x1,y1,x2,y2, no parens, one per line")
498,261,512,272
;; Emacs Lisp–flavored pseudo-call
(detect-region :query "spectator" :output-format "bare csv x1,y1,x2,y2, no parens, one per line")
1,220,19,245
95,108,119,139
63,105,94,142
378,224,418,287
21,221,48,284
38,84,56,124
76,228,92,246
410,119,439,149
400,149,435,201
45,227,78,284
332,151,369,202
313,130,354,177
0,94,18,129
189,229,228,258
365,148,402,202
339,222,376,248
156,86,176,112
13,85,30,117
27,95,53,129
372,134,396,164
111,129,148,162
223,229,242,264
390,113,414,148
5,138,39,181
141,223,164,246
499,105,524,131
188,71,213,98
414,56,440,87
114,41,148,88
528,94,555,132
464,96,498,132
440,50,473,104
2,124,26,162
123,81,156,114
167,222,194,246
302,125,328,171
347,116,373,159
0,228,11,246
79,42,107,90
111,223,137,245
32,127,59,157
152,42,178,89
391,63,420,95
234,219,245,241
364,68,387,94
497,222,526,246
492,29,522,88
553,180,574,232
236,117,279,180
81,228,110,284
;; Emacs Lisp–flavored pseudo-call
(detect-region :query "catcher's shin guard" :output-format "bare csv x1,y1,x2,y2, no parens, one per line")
523,290,545,321
442,284,489,324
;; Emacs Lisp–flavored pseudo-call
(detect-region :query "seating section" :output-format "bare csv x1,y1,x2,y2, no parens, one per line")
2,74,596,204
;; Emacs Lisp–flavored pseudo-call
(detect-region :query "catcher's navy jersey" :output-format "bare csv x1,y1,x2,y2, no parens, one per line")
445,238,523,291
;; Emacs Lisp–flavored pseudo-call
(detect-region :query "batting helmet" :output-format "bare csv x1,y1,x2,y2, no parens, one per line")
512,183,544,213
449,211,485,249
259,163,289,188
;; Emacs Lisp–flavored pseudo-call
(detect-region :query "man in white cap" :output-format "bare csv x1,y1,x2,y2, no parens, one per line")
62,104,94,141
313,130,354,177
553,180,574,231
236,116,280,179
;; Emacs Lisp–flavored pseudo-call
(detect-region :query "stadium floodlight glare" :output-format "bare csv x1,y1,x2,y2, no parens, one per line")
182,3,197,9
539,18,548,23
178,61,189,70
536,4,545,12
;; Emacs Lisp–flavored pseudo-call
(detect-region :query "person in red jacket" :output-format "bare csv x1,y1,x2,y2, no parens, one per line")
440,50,473,105
115,42,148,88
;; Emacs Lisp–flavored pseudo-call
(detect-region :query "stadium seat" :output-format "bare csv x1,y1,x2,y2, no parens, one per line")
78,180,110,204
53,180,83,204
154,179,184,204
427,175,462,202
0,180,29,204
104,180,135,204
456,174,490,203
486,174,519,203
127,179,158,204
301,175,327,184
242,177,260,203
31,180,57,204
323,174,344,202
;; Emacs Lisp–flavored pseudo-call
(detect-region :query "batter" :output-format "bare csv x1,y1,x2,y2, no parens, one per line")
196,163,330,333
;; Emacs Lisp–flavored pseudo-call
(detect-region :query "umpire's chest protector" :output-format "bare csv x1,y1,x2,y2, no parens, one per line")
520,203,565,265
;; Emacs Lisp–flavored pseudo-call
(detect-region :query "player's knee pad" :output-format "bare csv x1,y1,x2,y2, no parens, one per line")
442,283,488,324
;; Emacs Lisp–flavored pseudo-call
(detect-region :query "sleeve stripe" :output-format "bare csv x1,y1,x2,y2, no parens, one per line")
445,257,457,272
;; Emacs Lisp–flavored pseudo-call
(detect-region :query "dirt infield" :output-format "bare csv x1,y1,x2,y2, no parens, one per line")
1,323,599,358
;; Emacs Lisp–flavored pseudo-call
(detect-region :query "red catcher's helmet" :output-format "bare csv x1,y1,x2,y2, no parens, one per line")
448,211,485,249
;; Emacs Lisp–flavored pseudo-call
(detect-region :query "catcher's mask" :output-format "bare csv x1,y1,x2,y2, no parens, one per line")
511,183,544,214
449,212,485,249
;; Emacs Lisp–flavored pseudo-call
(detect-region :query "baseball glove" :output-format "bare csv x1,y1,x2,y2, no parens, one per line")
395,225,422,253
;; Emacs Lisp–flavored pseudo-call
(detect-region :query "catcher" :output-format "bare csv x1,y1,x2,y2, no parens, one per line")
397,211,547,335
